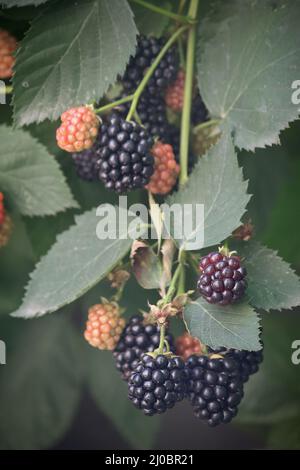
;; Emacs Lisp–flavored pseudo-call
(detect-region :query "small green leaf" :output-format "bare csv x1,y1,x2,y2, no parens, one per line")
11,206,145,318
198,0,300,151
131,241,163,290
84,345,160,449
164,131,250,250
239,241,300,312
0,313,81,450
184,297,261,351
0,125,78,216
13,0,137,126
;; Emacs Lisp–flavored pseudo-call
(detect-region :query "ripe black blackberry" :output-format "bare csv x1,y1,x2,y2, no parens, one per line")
191,92,209,125
128,354,187,416
72,146,99,181
96,113,155,193
207,347,264,383
123,35,178,95
198,251,247,305
186,353,245,426
113,314,174,381
114,92,171,143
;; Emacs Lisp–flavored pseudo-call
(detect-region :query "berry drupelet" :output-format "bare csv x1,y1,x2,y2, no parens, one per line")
113,314,174,381
128,354,187,416
186,353,245,426
176,333,205,360
146,141,180,195
122,35,179,95
96,113,155,193
0,29,17,79
72,144,100,181
198,251,247,305
84,302,125,350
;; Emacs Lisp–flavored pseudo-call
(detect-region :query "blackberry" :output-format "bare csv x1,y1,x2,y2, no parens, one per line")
186,354,245,426
113,314,174,380
123,35,178,95
115,92,171,142
191,92,209,125
198,251,247,305
96,113,155,193
207,347,264,383
128,354,187,416
72,145,99,181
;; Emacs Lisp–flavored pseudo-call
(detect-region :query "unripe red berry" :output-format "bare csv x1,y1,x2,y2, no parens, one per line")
84,301,125,350
146,141,180,195
56,106,100,153
176,333,205,360
165,69,185,112
0,29,17,79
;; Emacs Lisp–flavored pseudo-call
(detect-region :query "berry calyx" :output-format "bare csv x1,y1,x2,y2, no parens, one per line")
176,333,205,360
198,251,247,305
96,113,155,193
0,29,17,79
165,69,185,111
145,141,180,195
128,353,187,416
56,106,100,153
113,314,174,380
84,301,125,350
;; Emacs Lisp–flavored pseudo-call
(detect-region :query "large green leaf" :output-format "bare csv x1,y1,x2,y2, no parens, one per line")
0,313,81,449
83,343,160,449
184,298,261,351
0,126,78,216
11,206,145,318
132,0,171,37
239,241,300,312
197,0,300,151
13,0,137,126
1,0,49,6
164,131,250,250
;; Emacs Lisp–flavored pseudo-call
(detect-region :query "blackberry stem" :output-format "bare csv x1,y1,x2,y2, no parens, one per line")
179,0,199,187
126,25,189,122
129,0,193,24
94,94,134,114
157,324,166,354
162,262,182,305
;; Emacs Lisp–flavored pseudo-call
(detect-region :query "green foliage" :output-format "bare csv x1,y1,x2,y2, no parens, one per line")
197,0,300,150
0,126,78,216
1,0,49,6
165,131,250,250
13,0,138,126
0,313,81,449
12,206,144,318
239,241,300,312
184,298,261,351
132,0,171,36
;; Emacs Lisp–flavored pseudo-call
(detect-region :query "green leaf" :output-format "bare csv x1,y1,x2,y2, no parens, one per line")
0,125,78,216
198,0,300,151
132,0,171,37
1,0,48,6
164,131,250,250
11,206,144,318
83,344,160,449
238,241,300,312
0,313,81,449
131,241,163,290
13,0,137,126
184,297,261,351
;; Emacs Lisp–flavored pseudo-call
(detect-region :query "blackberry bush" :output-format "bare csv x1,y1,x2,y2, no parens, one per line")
198,251,247,305
113,314,174,381
128,354,187,416
96,113,155,193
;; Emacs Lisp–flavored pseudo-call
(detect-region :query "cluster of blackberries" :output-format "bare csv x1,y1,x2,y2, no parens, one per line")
113,314,174,380
198,251,247,305
114,316,263,426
